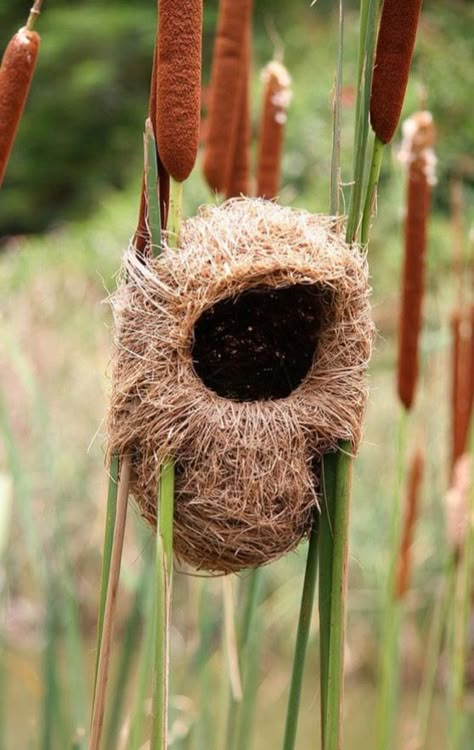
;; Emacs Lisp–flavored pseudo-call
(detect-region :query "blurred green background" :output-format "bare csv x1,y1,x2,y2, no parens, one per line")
0,1,473,748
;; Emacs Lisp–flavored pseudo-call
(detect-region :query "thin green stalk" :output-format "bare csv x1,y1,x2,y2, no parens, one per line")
41,575,68,750
150,459,175,750
127,577,155,750
150,533,169,750
89,456,131,750
414,573,453,749
149,169,181,748
168,178,183,249
225,569,262,750
361,134,385,245
93,453,119,701
318,452,338,747
104,559,151,750
375,410,409,750
145,118,162,255
282,513,319,750
324,443,352,750
235,615,262,750
346,0,380,243
330,0,344,216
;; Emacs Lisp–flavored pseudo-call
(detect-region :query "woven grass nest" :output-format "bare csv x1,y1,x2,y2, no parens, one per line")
108,198,373,573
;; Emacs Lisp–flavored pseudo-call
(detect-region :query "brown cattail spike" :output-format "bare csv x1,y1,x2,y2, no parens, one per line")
370,0,423,144
395,448,424,600
451,307,472,471
224,26,251,199
156,0,203,183
256,61,292,200
0,27,40,187
203,0,254,193
397,112,436,410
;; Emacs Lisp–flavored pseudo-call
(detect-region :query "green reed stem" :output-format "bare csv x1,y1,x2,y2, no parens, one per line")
361,135,385,245
324,443,352,750
93,453,119,702
330,0,344,216
375,409,408,750
127,577,155,750
104,557,151,750
150,459,175,750
282,513,319,750
415,573,453,749
168,178,183,250
225,569,262,750
318,452,338,746
346,0,380,244
145,119,162,255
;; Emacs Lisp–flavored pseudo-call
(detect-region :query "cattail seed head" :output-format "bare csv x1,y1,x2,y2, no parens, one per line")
256,60,292,200
450,307,472,471
397,112,435,410
370,0,423,144
156,0,203,183
0,27,40,187
395,448,424,600
224,27,251,199
203,0,254,193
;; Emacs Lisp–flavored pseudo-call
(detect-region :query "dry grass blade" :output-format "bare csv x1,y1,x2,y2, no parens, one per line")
89,455,131,750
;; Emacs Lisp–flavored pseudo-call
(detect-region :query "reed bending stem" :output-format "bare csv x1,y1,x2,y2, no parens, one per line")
26,0,44,31
89,455,131,750
282,512,319,750
361,135,385,245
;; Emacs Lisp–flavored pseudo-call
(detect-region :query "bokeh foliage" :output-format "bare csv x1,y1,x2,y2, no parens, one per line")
0,0,472,234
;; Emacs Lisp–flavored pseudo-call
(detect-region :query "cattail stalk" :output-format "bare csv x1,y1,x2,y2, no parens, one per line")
203,0,254,193
156,0,203,183
0,25,40,187
370,0,423,144
256,60,292,200
397,112,436,411
224,26,251,199
395,448,424,599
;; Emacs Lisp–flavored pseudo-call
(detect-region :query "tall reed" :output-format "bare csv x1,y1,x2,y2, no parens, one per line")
370,0,423,145
256,60,292,200
156,0,203,183
0,6,41,187
203,0,254,193
225,26,251,199
395,448,424,600
397,112,436,411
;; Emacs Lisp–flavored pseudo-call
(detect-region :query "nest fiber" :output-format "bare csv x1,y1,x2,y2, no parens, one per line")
108,198,373,573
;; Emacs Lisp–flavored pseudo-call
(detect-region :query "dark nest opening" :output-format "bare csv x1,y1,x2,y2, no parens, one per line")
192,284,332,401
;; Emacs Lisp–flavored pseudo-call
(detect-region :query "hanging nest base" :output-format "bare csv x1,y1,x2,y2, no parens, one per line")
108,198,373,573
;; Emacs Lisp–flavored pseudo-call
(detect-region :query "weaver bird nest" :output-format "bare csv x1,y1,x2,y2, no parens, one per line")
108,198,373,573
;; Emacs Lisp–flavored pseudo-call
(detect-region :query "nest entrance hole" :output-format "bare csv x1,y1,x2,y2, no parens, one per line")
191,283,331,402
